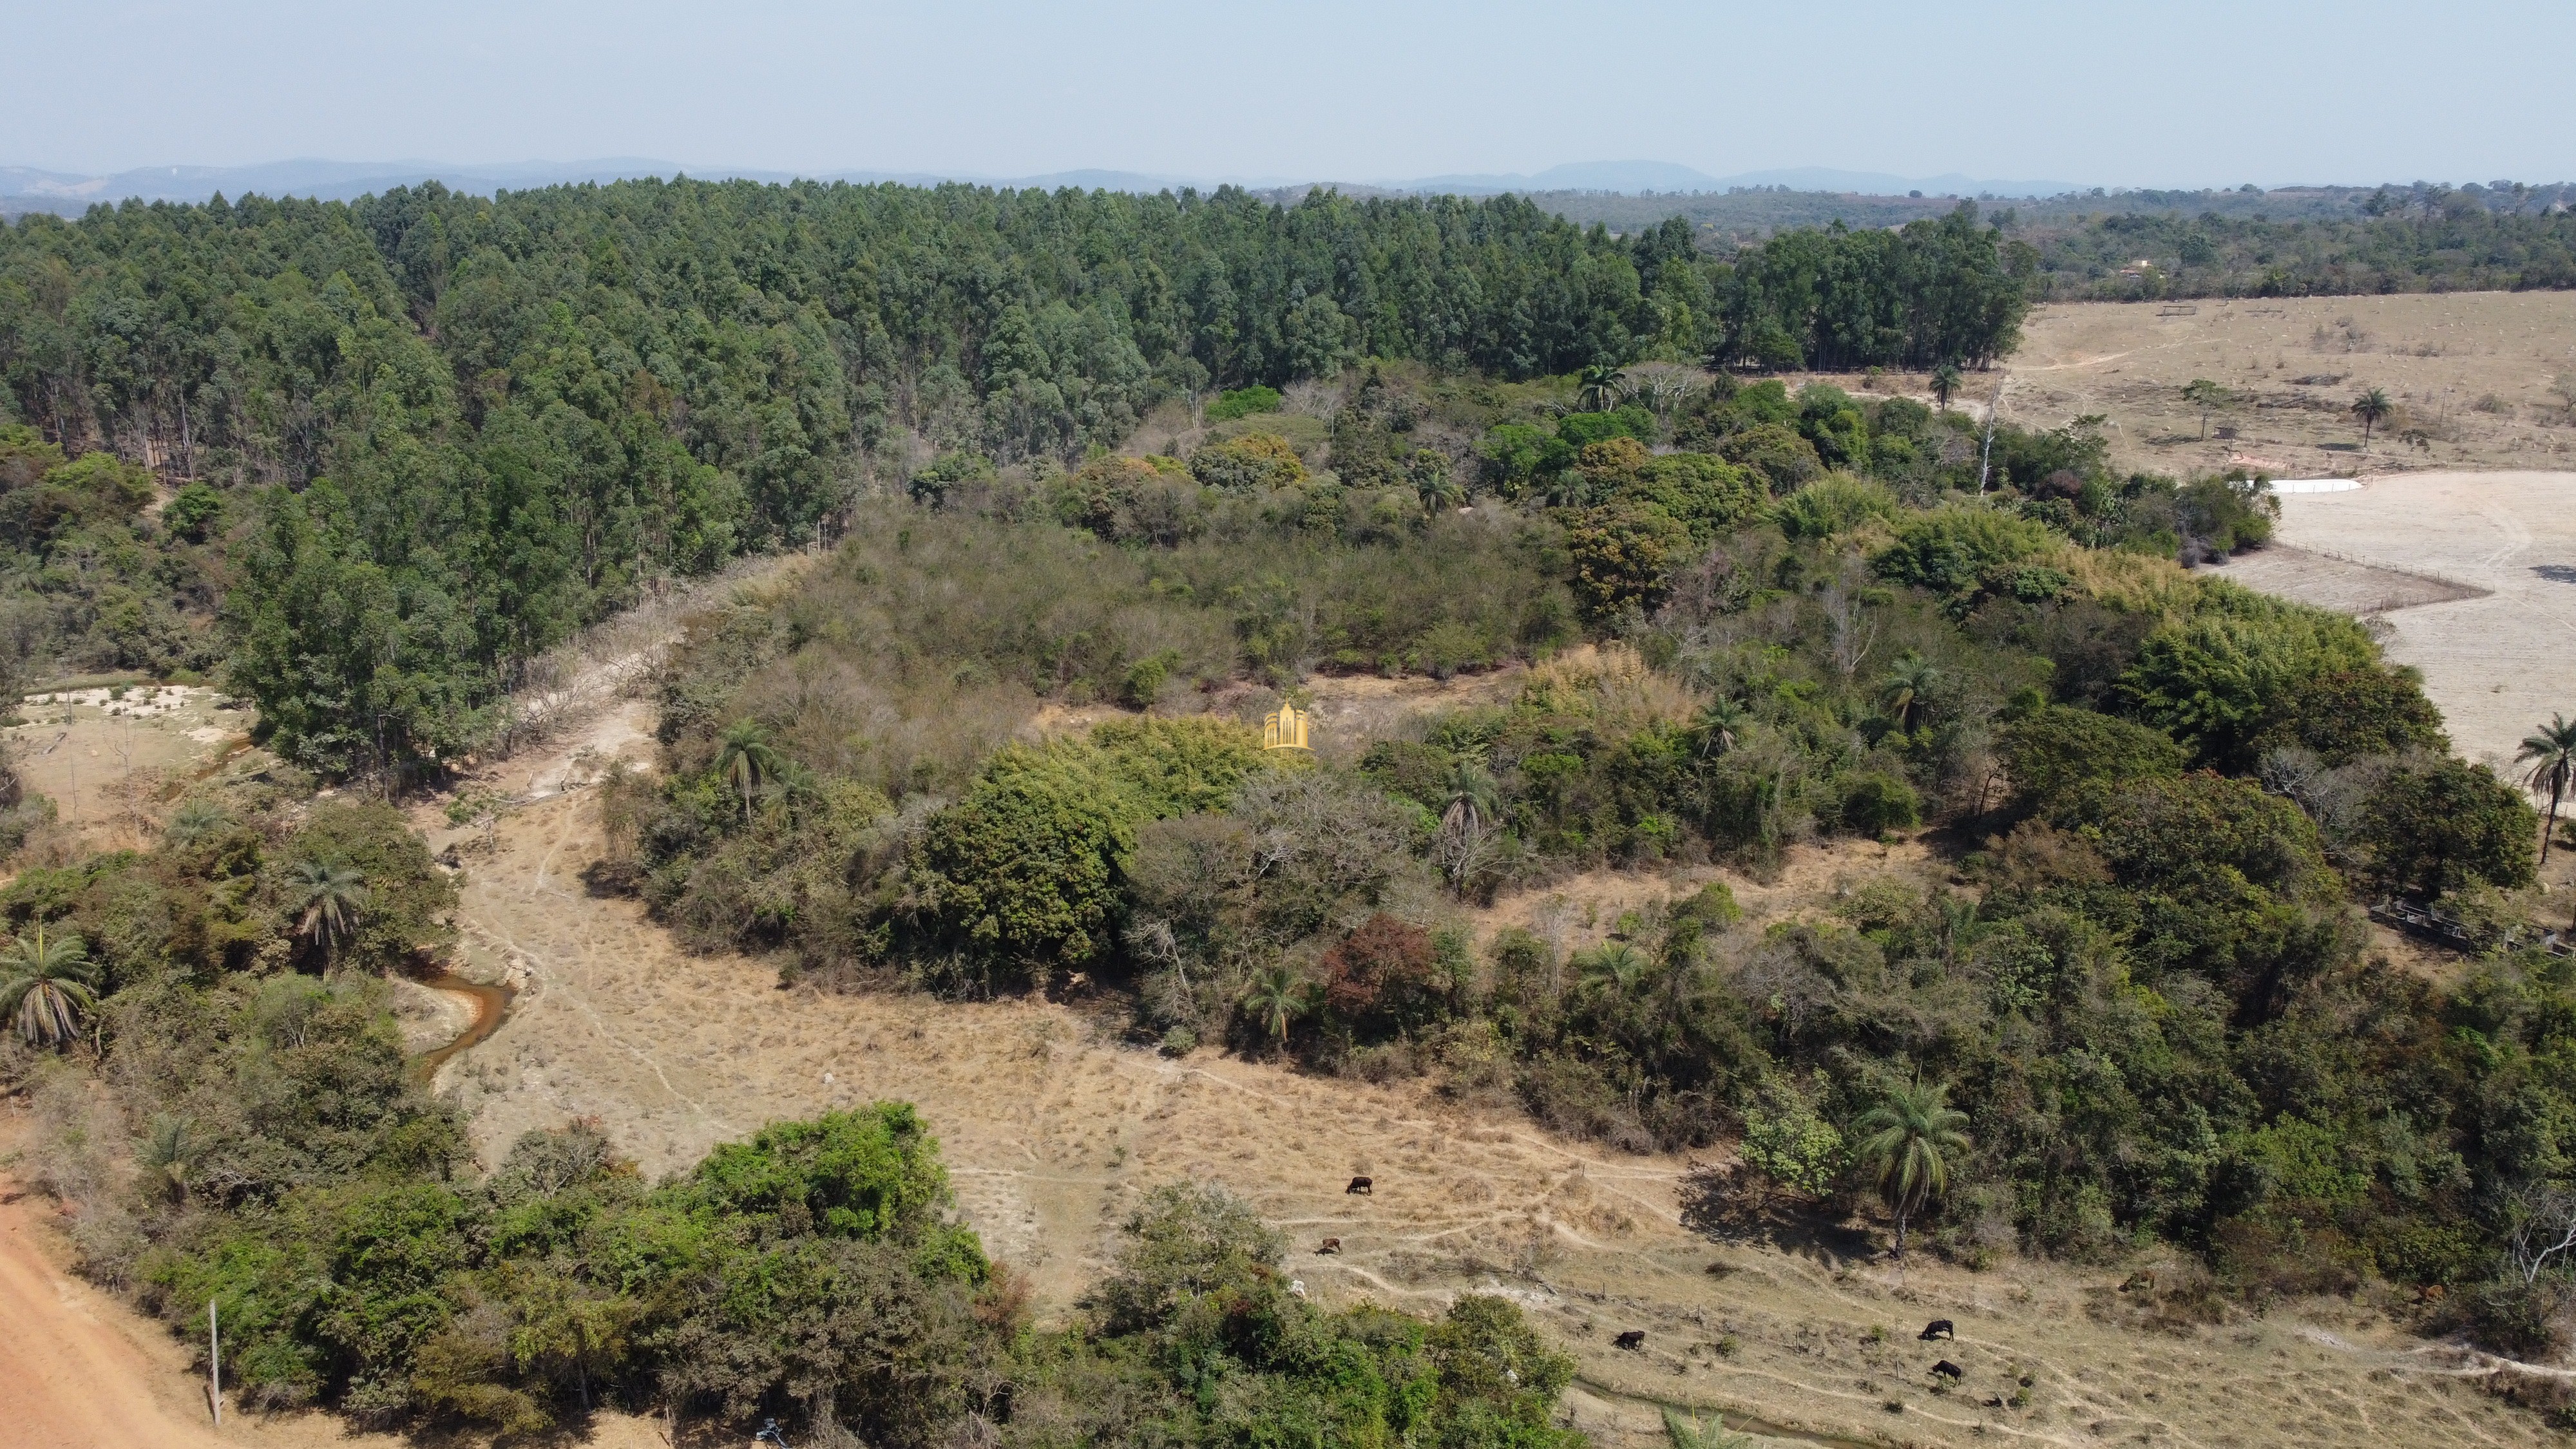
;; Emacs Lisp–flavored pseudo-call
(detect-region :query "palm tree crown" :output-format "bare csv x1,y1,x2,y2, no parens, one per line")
715,719,787,821
1851,1077,1972,1259
1929,363,1962,412
1241,965,1308,1052
1575,940,1650,997
1693,696,1751,759
1576,362,1629,412
2518,714,2576,867
2351,387,2394,448
290,859,370,960
0,926,100,1048
1438,757,1501,836
1881,652,1940,734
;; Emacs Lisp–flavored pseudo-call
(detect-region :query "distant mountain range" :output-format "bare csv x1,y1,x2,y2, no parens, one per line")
0,156,2091,215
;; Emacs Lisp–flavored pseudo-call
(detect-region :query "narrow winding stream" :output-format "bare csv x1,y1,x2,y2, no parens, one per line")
412,972,515,1084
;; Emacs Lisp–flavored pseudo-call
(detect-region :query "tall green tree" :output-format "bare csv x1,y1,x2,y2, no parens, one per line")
2181,378,2230,440
1851,1078,1970,1260
1930,363,1962,412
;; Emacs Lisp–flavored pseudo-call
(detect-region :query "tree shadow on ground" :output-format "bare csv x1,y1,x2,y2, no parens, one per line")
1678,1160,1878,1264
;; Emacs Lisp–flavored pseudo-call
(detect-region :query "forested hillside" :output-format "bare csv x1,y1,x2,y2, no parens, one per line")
0,180,2025,773
12,176,2576,1441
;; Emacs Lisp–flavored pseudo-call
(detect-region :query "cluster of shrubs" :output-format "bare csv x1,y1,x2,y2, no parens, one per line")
605,361,2576,1357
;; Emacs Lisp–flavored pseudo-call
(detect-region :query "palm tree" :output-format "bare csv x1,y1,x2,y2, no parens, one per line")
1692,697,1751,759
289,859,369,961
1929,363,1962,413
2519,714,2576,867
1241,966,1308,1054
1415,469,1465,516
2350,387,2394,450
2180,378,2229,440
1663,1408,1755,1449
1575,941,1650,998
1438,756,1501,837
166,799,231,846
140,1115,202,1204
714,719,787,822
1880,652,1940,734
1851,1077,1971,1261
0,926,100,1048
1576,361,1629,413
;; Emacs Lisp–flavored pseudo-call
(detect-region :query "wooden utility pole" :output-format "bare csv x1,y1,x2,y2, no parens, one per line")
209,1298,222,1428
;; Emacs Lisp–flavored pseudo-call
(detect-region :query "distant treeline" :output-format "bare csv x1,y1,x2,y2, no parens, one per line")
0,179,2025,771
2021,201,2576,299
1538,179,2576,299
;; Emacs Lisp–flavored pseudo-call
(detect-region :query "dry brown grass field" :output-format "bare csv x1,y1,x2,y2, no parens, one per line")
2002,292,2576,478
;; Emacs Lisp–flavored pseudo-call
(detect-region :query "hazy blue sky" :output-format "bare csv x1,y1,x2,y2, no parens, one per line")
9,0,2572,186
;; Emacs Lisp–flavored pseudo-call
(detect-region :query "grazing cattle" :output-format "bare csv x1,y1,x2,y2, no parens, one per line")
2420,1283,2447,1303
1931,1360,1963,1380
1345,1175,1373,1195
1918,1319,1955,1341
1613,1331,1646,1352
1316,1237,1342,1255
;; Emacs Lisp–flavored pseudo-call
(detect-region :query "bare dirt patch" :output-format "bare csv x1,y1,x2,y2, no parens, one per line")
3,685,253,852
2001,292,2576,478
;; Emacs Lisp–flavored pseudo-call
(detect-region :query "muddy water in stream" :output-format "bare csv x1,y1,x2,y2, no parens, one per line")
412,972,513,1084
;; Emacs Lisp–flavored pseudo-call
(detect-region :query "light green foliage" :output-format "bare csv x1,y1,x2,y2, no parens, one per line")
1740,1084,1847,1198
1997,703,2186,811
2121,580,2382,766
1188,431,1307,491
1777,474,1899,540
1204,384,1283,421
922,721,1268,973
1873,504,2059,605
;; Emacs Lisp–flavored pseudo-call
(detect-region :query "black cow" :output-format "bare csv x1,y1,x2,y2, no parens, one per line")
1345,1175,1373,1195
1931,1359,1964,1380
1613,1330,1646,1351
1918,1318,1955,1341
1316,1237,1342,1255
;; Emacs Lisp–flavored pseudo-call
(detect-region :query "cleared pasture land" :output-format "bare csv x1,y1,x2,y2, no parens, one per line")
2003,291,2576,478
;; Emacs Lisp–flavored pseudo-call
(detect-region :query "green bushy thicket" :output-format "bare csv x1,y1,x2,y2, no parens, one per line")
10,815,1580,1443
612,359,2575,1343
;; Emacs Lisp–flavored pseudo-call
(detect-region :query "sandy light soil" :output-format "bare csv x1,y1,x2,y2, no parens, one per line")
4,683,254,852
2206,469,2576,768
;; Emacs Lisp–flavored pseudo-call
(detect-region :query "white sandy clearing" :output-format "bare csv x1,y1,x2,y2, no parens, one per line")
2209,470,2576,767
